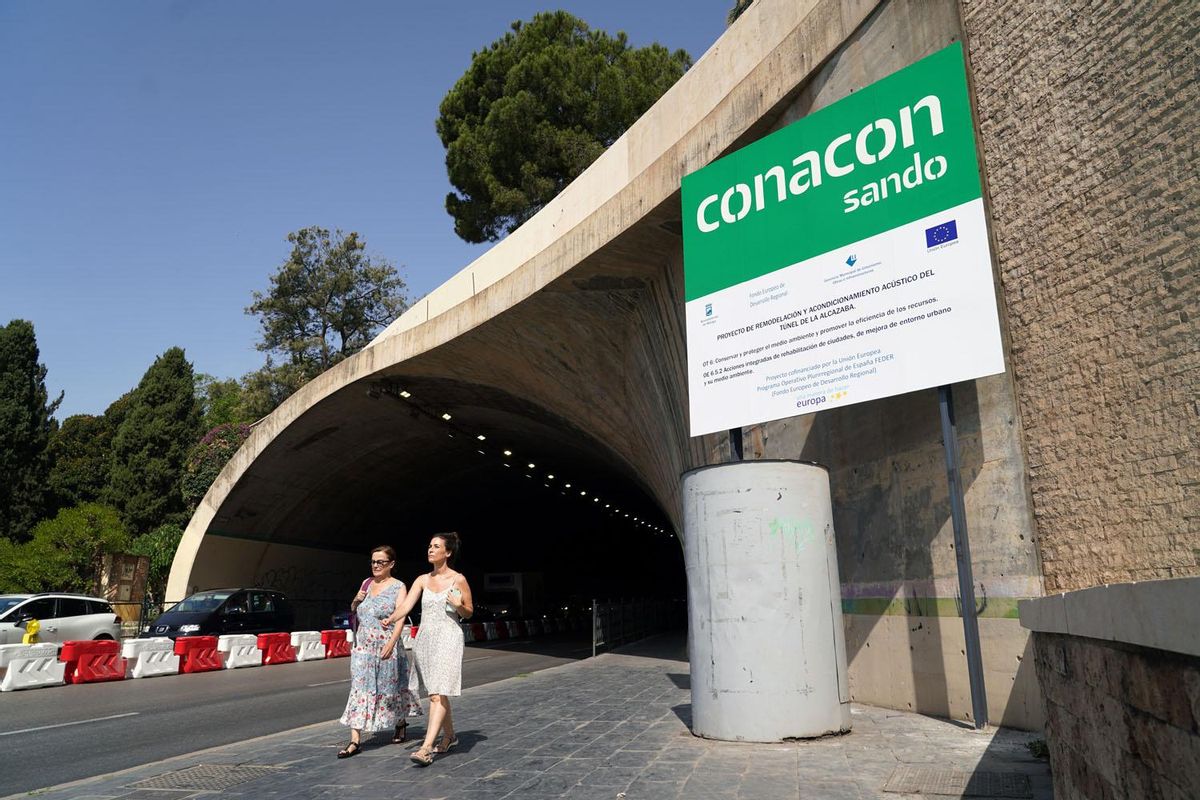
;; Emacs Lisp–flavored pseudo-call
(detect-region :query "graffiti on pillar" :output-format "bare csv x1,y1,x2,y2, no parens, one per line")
255,564,359,601
767,516,822,555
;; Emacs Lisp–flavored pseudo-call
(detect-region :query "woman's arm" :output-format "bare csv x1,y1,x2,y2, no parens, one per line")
384,575,425,627
380,581,408,659
349,578,370,611
448,574,474,620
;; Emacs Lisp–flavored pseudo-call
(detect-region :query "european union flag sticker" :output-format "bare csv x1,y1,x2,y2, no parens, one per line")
925,220,958,247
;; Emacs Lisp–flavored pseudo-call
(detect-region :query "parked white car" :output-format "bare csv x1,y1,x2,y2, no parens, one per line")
0,593,122,644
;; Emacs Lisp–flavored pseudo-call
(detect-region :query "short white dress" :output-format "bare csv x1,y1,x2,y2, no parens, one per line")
413,585,464,697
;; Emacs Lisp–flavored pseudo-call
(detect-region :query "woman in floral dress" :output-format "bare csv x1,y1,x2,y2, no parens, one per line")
336,545,422,758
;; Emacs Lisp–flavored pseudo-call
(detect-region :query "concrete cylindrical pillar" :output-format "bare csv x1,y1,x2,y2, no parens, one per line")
683,460,851,741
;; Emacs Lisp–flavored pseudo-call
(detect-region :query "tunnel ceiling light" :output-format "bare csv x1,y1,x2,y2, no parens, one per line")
547,474,554,480
477,434,486,441
399,390,411,398
441,412,452,420
624,514,629,518
503,449,512,456
564,483,572,488
580,490,587,496
605,503,610,508
503,463,511,468
593,497,599,502
527,463,536,469
477,450,486,455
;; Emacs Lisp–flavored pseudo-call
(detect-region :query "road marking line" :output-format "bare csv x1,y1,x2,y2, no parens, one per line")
0,712,139,737
463,656,492,663
306,678,351,687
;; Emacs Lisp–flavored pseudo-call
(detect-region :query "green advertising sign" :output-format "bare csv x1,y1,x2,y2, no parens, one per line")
682,43,982,301
681,42,1005,437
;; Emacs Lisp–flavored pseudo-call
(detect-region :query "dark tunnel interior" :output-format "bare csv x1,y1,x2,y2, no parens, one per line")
204,373,687,619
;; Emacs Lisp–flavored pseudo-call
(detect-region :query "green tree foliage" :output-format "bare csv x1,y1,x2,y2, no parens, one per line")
106,348,203,535
0,320,62,542
437,11,692,242
129,522,184,602
247,227,408,385
47,414,114,510
727,0,754,25
236,360,306,420
0,503,130,593
194,373,252,429
182,423,252,511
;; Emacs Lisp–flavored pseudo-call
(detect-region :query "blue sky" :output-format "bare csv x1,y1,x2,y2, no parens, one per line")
0,1,732,419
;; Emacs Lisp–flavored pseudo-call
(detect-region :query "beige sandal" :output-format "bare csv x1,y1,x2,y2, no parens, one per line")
410,747,434,766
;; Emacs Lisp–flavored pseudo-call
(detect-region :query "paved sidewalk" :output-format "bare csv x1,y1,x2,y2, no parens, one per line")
12,635,1052,800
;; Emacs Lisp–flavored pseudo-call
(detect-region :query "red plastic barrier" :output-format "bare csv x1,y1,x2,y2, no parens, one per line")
60,639,126,684
174,635,223,673
470,622,486,641
321,630,350,659
257,632,296,665
494,621,510,640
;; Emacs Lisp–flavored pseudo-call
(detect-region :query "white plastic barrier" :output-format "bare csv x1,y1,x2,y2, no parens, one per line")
346,629,355,645
525,619,542,636
217,634,262,669
122,637,180,678
291,631,324,661
461,623,474,643
0,643,65,692
483,622,498,641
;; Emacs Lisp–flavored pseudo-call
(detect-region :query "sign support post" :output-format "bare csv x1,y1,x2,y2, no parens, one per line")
938,383,988,729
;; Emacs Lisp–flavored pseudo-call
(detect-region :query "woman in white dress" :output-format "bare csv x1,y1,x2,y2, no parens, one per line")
384,532,474,766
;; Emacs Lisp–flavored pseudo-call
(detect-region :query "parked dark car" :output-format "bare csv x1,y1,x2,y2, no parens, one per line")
143,588,293,639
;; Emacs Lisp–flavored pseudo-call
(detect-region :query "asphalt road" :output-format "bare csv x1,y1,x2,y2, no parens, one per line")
0,634,593,796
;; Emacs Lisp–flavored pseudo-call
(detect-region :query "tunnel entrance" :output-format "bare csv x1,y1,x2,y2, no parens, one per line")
181,374,685,632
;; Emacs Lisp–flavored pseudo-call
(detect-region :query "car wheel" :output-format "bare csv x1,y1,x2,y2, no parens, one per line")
94,634,114,640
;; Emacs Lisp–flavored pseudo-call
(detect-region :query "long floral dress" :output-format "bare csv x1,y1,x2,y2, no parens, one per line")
339,580,422,731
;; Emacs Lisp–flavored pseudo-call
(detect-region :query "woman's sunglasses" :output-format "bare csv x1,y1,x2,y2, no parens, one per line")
370,559,392,566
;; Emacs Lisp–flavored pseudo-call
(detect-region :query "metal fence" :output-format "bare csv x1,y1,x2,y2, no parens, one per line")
591,598,686,657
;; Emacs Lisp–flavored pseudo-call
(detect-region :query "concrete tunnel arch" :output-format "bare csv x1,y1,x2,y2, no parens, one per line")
165,0,838,606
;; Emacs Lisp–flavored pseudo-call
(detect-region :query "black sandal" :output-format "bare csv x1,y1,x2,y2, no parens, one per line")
392,722,408,743
337,741,361,759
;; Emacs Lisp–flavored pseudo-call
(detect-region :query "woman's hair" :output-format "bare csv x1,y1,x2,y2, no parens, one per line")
432,532,461,566
371,544,397,562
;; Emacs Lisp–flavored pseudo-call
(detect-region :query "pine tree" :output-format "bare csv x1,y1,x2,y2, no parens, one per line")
106,348,203,535
438,11,692,242
0,320,62,542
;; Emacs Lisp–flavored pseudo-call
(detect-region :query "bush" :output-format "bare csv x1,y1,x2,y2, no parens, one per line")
182,423,252,510
10,504,131,593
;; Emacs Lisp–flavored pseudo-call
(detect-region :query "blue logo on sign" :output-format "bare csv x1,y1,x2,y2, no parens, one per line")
925,220,958,247
845,254,857,267
705,303,713,317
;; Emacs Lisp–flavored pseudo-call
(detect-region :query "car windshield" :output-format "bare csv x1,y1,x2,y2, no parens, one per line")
169,591,234,613
0,596,27,616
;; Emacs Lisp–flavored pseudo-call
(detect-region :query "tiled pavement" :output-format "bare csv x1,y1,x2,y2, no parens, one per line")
11,635,1052,800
